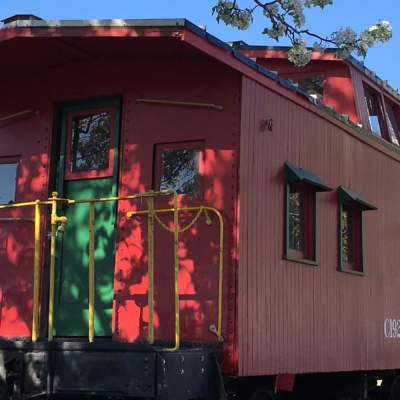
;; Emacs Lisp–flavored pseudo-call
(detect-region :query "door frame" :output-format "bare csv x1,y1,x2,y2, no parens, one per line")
51,96,122,337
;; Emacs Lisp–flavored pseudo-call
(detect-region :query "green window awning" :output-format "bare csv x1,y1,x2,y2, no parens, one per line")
284,162,332,192
338,186,377,211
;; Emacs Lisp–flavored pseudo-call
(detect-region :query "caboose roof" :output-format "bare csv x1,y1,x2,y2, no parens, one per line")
235,44,400,102
0,17,326,103
1,16,397,102
1,16,399,156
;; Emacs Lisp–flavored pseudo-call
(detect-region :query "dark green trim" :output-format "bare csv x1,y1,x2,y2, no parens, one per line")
54,96,122,336
284,182,290,260
284,181,319,265
283,255,318,267
338,267,365,277
284,162,333,192
55,96,122,195
314,190,318,262
337,186,376,275
338,185,377,211
283,162,331,264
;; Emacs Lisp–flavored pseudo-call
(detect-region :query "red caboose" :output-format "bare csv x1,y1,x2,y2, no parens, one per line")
0,14,400,400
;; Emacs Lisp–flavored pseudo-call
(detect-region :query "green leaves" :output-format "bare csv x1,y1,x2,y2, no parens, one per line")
212,0,392,66
288,38,312,66
212,0,253,30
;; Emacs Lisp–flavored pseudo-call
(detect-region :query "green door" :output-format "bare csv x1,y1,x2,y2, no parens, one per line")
54,98,121,337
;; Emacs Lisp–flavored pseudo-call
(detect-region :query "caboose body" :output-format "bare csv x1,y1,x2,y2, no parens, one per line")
0,15,400,399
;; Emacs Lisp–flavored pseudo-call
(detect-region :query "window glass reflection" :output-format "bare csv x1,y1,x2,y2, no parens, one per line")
70,112,111,172
288,183,304,251
160,149,200,194
0,163,17,204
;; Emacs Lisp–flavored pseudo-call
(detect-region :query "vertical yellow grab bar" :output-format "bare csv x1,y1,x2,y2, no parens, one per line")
32,200,41,342
172,192,180,351
146,196,155,344
214,209,224,341
48,192,58,341
89,200,95,343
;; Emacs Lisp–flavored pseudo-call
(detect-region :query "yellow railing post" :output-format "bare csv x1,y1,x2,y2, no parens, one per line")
2,190,223,346
127,204,224,344
146,195,155,344
172,191,180,351
32,200,41,342
214,209,224,342
48,192,58,341
88,200,95,343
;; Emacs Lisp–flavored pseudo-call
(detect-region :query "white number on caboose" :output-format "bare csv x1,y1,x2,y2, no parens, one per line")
384,318,400,338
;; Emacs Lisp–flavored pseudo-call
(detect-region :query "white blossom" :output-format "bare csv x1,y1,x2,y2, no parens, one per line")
332,27,357,46
263,4,279,15
368,19,392,42
263,23,287,40
212,0,252,30
282,0,305,28
288,39,312,66
304,0,333,8
213,0,393,66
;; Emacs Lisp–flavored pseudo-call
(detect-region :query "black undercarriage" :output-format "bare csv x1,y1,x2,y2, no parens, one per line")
0,338,223,400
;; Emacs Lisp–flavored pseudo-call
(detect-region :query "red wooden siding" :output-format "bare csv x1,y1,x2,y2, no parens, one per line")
0,38,240,373
238,75,400,376
239,53,359,123
0,104,51,337
112,57,241,374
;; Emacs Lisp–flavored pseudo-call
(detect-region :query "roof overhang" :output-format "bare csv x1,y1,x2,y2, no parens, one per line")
0,18,315,105
3,16,399,160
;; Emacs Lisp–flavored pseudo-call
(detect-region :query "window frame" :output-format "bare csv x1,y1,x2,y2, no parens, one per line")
383,98,400,147
338,186,377,276
153,140,205,197
286,74,325,102
283,162,332,266
363,83,387,138
64,106,116,181
0,156,19,205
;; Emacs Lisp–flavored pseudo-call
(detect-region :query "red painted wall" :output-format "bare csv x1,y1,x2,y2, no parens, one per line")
254,58,359,123
0,103,51,337
0,41,240,372
238,75,400,376
4,32,400,380
112,58,240,374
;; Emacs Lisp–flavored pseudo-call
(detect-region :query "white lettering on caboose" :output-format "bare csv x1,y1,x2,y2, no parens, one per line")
384,318,400,338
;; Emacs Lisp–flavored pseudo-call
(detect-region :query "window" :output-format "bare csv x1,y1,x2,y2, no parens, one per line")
154,141,204,195
384,100,400,146
64,107,115,180
284,162,332,265
338,186,377,275
0,159,18,205
364,84,385,136
287,75,324,102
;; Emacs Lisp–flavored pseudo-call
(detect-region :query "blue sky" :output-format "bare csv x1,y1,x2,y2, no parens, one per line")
1,0,399,90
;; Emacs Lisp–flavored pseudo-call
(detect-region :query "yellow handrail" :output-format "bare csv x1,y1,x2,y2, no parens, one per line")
0,217,34,222
48,192,59,340
0,189,223,348
136,98,224,111
46,190,178,344
0,202,40,341
171,192,180,352
32,201,41,342
146,196,155,345
127,205,224,343
0,109,37,121
88,200,95,343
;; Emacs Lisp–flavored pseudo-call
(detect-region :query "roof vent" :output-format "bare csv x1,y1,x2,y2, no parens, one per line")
2,14,43,25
